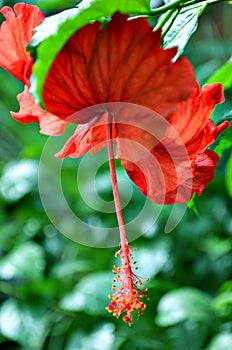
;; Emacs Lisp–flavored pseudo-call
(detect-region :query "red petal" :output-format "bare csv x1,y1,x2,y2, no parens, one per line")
122,114,229,204
56,104,162,160
123,146,220,204
0,3,44,84
191,149,219,195
121,82,229,204
56,112,117,158
43,13,195,121
156,82,229,158
122,144,192,204
168,83,225,152
185,118,230,157
11,86,67,136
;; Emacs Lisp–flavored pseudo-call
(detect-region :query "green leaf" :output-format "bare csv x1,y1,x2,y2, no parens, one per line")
0,299,49,350
162,2,208,59
133,240,171,278
214,125,232,157
206,333,232,350
206,59,232,89
51,260,92,278
0,242,45,282
202,237,232,258
66,323,116,350
59,272,112,315
30,0,152,105
156,287,213,326
187,193,200,216
213,291,232,318
33,0,77,11
0,160,38,202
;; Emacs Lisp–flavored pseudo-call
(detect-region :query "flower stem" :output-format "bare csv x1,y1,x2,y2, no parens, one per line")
106,112,134,295
106,112,128,247
153,7,179,32
149,0,227,16
105,112,148,326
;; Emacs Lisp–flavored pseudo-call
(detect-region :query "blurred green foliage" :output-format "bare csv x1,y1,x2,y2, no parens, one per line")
0,0,232,349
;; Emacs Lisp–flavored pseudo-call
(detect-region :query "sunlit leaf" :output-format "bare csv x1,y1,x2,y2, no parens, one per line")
0,242,45,281
213,291,232,318
218,280,232,293
30,0,153,105
0,160,38,202
206,59,232,89
0,299,49,350
60,272,111,315
161,2,208,59
66,323,116,350
202,237,232,258
133,240,171,278
156,287,213,326
206,333,232,350
51,260,92,278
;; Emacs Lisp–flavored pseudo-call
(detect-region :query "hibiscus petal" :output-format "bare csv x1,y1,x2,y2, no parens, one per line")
122,146,220,205
121,143,192,205
56,103,163,161
168,83,225,147
191,149,219,195
185,119,230,157
121,93,229,205
11,86,67,136
0,3,44,85
147,150,219,203
56,112,117,158
43,13,196,122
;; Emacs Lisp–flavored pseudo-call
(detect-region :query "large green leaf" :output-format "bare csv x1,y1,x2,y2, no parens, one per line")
156,287,214,326
33,0,77,11
133,240,171,278
0,242,45,282
59,272,112,315
213,290,232,318
65,323,116,350
206,333,232,350
30,0,152,105
0,299,49,350
0,159,38,202
206,59,232,89
161,2,208,59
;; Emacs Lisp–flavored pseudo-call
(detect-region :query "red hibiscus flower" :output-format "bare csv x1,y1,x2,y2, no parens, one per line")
53,83,229,324
56,83,229,204
40,11,229,323
0,3,229,325
0,3,67,135
41,12,229,206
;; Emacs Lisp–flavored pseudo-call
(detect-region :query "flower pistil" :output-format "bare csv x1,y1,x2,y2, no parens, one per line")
106,243,149,326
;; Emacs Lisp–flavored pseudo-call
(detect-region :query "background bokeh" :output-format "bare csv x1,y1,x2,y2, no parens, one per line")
0,1,232,349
